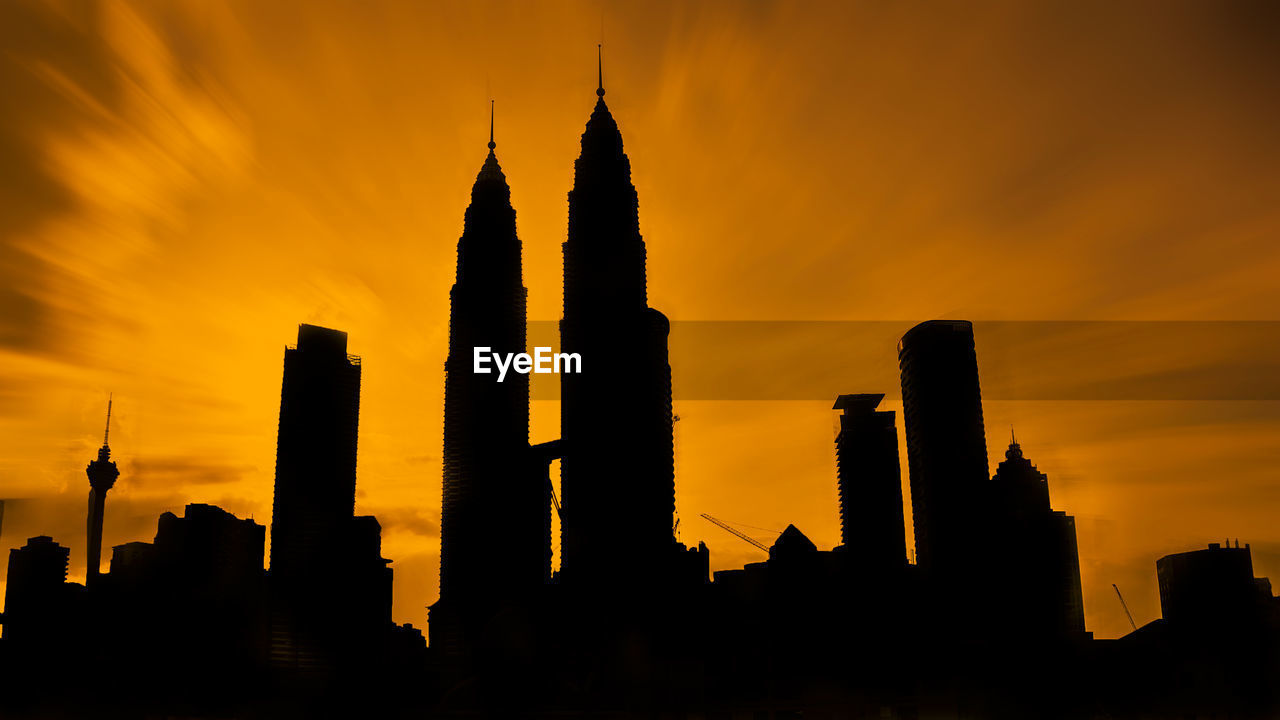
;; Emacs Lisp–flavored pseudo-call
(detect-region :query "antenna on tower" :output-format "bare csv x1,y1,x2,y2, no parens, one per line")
596,44,605,98
103,394,113,447
488,99,495,151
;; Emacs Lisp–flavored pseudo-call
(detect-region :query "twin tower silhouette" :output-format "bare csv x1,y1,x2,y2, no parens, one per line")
432,50,690,654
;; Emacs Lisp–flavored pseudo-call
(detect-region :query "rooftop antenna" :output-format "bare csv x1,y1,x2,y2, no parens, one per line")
488,99,495,151
597,43,605,98
103,394,113,447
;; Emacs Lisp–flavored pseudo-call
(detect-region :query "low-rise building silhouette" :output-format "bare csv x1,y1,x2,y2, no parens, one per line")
102,503,268,697
1157,541,1272,627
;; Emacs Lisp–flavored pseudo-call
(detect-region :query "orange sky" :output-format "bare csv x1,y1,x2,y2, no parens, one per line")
2,0,1279,640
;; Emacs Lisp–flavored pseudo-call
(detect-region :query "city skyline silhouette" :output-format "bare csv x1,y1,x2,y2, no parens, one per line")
4,2,1280,643
2,2,1280,717
4,47,1279,718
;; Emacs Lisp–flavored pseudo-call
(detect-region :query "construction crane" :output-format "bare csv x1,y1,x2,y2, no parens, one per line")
531,440,564,521
549,481,562,521
1113,583,1138,632
700,513,771,553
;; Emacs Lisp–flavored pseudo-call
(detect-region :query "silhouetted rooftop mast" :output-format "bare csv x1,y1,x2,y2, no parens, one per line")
488,99,495,151
103,394,113,447
597,43,604,98
1008,426,1022,459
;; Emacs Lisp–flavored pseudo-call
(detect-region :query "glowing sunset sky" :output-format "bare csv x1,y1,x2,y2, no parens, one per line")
2,0,1278,640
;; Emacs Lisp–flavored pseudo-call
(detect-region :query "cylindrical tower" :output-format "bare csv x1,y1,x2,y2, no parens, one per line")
85,399,119,586
897,320,989,579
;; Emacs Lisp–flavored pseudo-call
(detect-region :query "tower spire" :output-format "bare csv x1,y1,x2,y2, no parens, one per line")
103,394,113,447
1006,425,1023,460
597,43,605,98
488,99,496,151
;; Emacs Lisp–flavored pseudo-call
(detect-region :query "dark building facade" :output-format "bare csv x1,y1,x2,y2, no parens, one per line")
2,536,79,647
989,434,1087,638
103,504,268,693
897,320,990,582
433,118,547,652
832,393,907,572
559,63,677,588
1105,543,1280,718
269,324,361,577
1157,542,1270,627
267,324,392,677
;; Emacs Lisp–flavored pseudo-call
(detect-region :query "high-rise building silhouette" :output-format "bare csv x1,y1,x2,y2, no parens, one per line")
267,324,390,676
833,394,907,572
2,536,76,645
897,320,990,580
559,49,676,586
432,106,547,652
990,433,1086,637
84,398,119,586
270,325,361,577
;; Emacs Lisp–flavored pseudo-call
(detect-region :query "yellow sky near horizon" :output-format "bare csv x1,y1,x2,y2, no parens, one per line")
2,0,1280,640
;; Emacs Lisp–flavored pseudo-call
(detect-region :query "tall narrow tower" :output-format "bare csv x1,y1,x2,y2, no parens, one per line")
269,324,361,578
433,104,546,650
268,323,367,674
85,397,119,585
559,48,676,587
897,320,990,580
833,393,907,572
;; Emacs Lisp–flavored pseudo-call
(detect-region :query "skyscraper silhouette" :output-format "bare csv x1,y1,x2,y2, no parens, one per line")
269,324,360,578
559,49,676,587
897,320,990,581
433,104,547,653
84,398,119,586
990,433,1086,637
267,324,391,677
833,393,907,572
